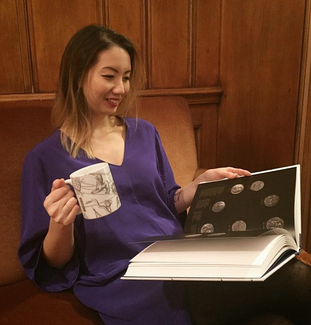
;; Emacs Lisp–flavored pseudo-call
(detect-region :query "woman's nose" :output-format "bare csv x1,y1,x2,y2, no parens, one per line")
112,79,126,94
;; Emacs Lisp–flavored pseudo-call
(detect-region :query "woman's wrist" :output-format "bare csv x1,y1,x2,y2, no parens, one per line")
42,217,75,269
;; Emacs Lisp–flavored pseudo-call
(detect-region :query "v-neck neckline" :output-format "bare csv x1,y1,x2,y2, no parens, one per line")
92,118,129,167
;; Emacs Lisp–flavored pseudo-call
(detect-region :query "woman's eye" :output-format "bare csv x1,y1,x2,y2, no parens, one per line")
102,75,114,79
123,76,131,82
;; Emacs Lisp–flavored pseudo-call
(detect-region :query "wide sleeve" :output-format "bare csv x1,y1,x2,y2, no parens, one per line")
18,150,82,292
154,128,181,217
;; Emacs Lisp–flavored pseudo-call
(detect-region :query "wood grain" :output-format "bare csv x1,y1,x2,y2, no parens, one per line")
218,0,305,172
27,0,102,92
0,0,31,93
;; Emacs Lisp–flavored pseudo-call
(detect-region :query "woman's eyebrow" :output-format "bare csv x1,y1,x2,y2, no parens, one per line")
101,67,131,74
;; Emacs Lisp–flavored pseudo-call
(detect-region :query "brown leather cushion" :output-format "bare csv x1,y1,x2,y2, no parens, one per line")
0,100,55,285
0,97,300,325
0,96,198,285
137,96,198,188
0,279,103,325
0,96,197,325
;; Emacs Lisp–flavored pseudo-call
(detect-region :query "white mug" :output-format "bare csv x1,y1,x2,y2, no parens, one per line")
65,162,121,219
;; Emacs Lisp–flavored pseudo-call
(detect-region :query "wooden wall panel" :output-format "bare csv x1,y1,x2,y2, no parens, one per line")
0,0,310,248
194,0,221,87
106,0,146,66
296,0,311,252
27,0,103,93
0,0,31,93
190,104,218,168
218,0,305,172
148,0,190,89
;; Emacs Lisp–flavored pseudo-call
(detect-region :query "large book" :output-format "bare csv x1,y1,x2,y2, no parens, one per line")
122,165,301,281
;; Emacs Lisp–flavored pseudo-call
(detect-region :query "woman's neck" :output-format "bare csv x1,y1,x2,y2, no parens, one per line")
91,115,121,132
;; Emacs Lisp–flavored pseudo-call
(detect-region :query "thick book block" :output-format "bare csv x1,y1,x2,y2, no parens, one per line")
123,165,301,281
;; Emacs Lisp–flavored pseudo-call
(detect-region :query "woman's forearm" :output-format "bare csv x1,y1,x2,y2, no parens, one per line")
174,184,196,214
43,218,75,269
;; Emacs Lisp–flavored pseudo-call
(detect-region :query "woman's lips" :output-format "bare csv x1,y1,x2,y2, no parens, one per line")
106,98,120,107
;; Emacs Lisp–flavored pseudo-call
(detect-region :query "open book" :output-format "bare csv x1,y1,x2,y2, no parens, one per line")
122,165,301,281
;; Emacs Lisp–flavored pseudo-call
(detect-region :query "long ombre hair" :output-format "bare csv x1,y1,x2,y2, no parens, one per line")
51,24,145,158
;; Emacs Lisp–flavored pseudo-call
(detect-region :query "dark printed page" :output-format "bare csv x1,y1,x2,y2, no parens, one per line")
184,166,297,240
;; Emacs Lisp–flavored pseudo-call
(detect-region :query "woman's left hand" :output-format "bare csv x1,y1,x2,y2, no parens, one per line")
197,167,251,183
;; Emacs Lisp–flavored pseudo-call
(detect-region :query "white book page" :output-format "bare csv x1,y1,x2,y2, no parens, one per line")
130,235,293,266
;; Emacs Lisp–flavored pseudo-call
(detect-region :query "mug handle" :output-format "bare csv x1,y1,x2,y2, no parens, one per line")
65,179,72,185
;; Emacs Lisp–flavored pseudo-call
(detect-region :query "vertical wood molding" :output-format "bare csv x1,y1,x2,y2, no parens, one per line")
190,0,197,87
96,0,104,23
295,0,311,252
25,0,38,92
103,0,109,25
16,0,32,92
146,0,152,89
188,0,195,87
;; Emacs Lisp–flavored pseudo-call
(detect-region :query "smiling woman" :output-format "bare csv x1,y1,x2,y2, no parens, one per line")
83,47,131,116
51,25,145,159
17,24,311,325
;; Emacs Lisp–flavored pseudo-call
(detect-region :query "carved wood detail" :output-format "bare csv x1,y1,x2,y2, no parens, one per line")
0,87,222,104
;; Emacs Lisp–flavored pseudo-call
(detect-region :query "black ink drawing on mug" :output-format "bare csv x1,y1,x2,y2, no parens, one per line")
116,195,121,208
92,207,102,218
72,178,83,196
73,173,113,196
111,182,117,195
91,174,110,194
86,198,113,213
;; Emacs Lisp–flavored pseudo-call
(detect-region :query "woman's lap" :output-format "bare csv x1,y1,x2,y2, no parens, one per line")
185,258,311,325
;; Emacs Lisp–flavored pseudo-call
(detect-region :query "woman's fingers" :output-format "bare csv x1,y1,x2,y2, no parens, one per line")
200,167,251,182
53,196,80,225
44,179,80,225
224,167,251,179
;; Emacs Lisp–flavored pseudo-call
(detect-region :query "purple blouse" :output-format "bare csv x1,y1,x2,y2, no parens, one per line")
18,118,192,325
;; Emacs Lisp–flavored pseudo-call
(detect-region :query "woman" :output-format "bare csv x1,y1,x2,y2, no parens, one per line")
18,25,311,325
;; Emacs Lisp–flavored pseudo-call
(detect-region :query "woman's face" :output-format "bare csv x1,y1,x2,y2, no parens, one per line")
83,46,131,117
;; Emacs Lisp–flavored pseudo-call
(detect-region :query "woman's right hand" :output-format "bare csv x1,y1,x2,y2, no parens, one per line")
43,179,80,226
43,179,79,268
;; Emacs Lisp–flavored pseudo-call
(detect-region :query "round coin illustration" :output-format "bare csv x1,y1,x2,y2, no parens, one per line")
264,195,280,207
200,223,215,234
266,217,284,229
250,181,265,192
231,220,247,231
212,201,226,213
231,184,244,195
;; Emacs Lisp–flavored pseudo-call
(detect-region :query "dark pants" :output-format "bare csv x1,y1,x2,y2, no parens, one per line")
186,258,311,325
